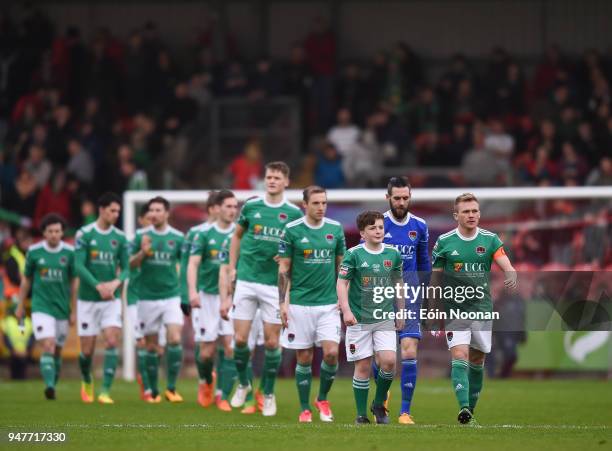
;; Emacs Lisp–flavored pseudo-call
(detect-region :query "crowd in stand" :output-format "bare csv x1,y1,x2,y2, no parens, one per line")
0,9,609,242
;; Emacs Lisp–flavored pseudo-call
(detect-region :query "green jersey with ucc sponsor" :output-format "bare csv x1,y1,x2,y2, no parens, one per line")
191,222,236,295
236,196,302,286
25,241,75,319
180,223,210,303
279,217,346,306
132,225,184,300
431,227,504,314
75,223,129,302
338,244,403,324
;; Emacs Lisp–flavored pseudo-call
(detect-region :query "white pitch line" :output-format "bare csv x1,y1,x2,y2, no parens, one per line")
3,423,607,431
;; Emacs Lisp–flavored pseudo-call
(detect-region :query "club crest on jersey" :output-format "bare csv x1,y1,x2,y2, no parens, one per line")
90,250,99,259
408,230,417,241
303,249,313,259
59,256,68,266
454,262,464,272
383,259,392,269
168,240,175,248
210,249,219,258
476,246,486,255
278,212,288,222
288,333,295,343
254,224,263,235
349,343,356,354
325,233,334,243
110,239,118,248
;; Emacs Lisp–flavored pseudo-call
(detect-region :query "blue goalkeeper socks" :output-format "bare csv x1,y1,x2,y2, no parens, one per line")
400,359,417,414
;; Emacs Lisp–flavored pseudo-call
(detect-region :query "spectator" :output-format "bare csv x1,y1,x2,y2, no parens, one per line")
46,104,72,166
582,209,610,266
124,30,147,113
446,122,471,166
283,44,313,144
558,141,588,184
304,16,336,131
314,141,344,189
461,128,500,186
187,72,212,107
248,57,281,100
34,170,72,227
119,159,148,191
574,121,601,167
162,82,198,136
227,138,263,189
586,156,612,186
23,144,51,188
223,61,248,97
484,118,515,176
2,227,32,300
4,169,38,218
407,85,440,136
533,45,566,99
335,62,365,123
342,124,382,187
326,108,360,157
1,303,34,380
149,49,179,111
66,137,94,185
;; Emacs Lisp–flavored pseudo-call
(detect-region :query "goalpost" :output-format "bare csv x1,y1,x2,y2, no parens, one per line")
121,186,612,380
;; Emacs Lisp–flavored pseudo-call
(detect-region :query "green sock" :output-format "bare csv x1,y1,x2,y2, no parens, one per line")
195,347,207,382
318,361,338,401
245,360,254,402
137,348,151,392
352,377,369,417
234,344,250,387
166,344,183,391
216,346,225,392
451,359,470,409
200,357,214,385
78,353,92,384
295,363,312,411
263,348,282,395
259,362,267,393
468,362,484,412
54,355,62,385
146,351,159,395
101,348,118,394
221,358,237,400
40,353,56,389
373,369,394,406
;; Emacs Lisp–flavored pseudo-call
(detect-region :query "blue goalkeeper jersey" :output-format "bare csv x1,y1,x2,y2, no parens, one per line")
383,210,431,295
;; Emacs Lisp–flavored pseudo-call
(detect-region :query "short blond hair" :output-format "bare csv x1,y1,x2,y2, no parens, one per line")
454,193,479,211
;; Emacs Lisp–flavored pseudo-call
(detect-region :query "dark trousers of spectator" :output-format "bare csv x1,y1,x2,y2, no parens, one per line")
487,332,520,378
9,355,29,380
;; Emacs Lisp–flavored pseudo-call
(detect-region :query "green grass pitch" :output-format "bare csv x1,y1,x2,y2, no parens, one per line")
0,378,610,450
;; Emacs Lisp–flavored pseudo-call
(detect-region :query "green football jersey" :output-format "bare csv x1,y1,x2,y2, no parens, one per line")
236,196,302,286
190,222,236,295
127,229,149,306
75,223,129,302
180,223,210,303
338,244,403,324
279,217,346,306
131,225,184,300
25,241,75,319
431,227,504,314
